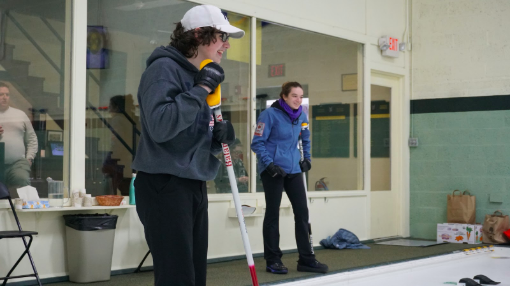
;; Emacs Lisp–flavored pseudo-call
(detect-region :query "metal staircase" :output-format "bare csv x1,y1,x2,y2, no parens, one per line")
0,11,139,196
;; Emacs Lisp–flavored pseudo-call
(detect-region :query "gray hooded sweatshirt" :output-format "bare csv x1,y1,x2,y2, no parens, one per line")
132,46,222,181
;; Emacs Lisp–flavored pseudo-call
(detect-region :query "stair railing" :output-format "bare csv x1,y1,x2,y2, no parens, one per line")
87,102,140,162
120,109,141,161
40,16,65,108
5,11,65,107
6,12,62,75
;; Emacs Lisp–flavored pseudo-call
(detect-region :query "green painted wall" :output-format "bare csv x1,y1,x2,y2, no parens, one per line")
410,110,510,239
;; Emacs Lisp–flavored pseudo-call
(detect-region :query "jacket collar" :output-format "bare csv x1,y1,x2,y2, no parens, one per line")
270,100,300,124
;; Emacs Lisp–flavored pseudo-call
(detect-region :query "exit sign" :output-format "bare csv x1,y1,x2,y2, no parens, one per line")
379,36,400,58
268,64,285,77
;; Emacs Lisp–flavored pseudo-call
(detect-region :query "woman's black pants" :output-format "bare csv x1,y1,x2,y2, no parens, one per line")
261,171,315,265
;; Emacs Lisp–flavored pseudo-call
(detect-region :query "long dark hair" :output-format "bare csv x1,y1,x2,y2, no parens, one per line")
279,81,303,99
170,22,219,58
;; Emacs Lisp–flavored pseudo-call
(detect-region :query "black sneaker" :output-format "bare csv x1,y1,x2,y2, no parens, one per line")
459,278,482,286
473,275,500,285
297,259,328,273
266,262,288,274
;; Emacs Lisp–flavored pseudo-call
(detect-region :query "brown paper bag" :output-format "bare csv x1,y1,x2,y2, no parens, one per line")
482,210,510,244
447,190,476,224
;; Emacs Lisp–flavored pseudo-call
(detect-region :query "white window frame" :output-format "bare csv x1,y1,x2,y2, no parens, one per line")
69,0,87,190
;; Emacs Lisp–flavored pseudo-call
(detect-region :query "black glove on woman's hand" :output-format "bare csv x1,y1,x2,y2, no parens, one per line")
213,120,235,145
300,159,311,172
194,62,224,93
266,163,287,178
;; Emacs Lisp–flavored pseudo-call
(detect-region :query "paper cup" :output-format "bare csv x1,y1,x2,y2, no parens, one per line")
14,198,24,210
73,197,83,207
83,197,93,207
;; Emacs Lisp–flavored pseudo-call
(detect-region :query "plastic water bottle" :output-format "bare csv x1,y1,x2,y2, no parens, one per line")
129,173,136,205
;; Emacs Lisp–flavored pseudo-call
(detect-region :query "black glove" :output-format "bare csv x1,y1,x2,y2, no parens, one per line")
194,62,224,93
265,163,287,178
213,120,235,145
300,159,311,172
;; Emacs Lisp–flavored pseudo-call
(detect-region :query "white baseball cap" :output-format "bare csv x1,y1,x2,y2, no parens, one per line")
181,5,245,39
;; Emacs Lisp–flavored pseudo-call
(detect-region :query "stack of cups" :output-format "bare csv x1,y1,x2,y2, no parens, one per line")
72,189,88,207
72,191,82,207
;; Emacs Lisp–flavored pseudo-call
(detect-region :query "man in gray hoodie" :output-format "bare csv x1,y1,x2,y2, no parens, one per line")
131,5,244,286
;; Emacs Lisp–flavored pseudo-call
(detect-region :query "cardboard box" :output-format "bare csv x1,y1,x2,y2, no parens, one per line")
451,224,468,243
437,223,482,244
467,224,483,244
437,223,454,243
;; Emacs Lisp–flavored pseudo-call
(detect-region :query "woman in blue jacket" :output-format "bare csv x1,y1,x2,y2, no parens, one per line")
251,82,328,274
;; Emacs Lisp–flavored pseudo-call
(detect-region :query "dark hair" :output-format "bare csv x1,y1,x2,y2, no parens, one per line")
0,81,10,89
170,22,220,58
279,81,303,99
109,95,125,113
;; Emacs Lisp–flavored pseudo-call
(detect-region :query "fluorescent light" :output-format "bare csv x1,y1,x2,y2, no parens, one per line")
116,0,183,11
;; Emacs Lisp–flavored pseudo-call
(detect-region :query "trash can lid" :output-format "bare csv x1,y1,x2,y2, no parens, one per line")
64,213,118,231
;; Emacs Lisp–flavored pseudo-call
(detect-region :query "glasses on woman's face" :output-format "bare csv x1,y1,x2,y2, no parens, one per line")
217,32,230,42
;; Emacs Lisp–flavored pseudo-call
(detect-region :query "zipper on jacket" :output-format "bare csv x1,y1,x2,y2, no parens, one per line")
291,120,295,172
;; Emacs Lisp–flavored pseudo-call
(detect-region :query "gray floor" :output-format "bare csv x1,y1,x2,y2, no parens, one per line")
45,243,476,286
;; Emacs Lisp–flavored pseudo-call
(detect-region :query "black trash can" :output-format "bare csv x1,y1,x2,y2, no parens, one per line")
63,214,118,283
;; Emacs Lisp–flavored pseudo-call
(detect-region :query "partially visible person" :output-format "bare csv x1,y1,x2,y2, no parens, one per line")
131,5,244,286
102,95,133,195
0,82,38,190
251,81,328,274
214,138,249,193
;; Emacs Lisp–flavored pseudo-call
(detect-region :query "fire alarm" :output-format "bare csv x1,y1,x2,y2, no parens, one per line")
379,36,400,58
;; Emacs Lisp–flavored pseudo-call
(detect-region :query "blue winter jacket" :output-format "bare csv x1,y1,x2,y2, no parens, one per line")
251,101,310,175
132,46,222,181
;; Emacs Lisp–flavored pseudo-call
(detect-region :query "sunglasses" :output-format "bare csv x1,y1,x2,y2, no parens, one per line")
218,32,230,42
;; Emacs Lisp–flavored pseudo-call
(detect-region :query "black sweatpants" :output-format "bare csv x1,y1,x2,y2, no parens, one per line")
261,172,315,265
135,171,208,286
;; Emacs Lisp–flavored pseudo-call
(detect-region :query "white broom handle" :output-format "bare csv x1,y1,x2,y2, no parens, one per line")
299,136,311,224
299,133,314,255
214,109,256,267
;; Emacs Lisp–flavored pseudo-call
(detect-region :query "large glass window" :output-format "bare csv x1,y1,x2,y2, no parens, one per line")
86,1,251,195
255,21,364,192
0,0,70,199
211,14,251,194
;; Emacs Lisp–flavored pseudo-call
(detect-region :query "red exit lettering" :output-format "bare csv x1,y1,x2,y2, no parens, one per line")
271,65,283,76
269,64,285,77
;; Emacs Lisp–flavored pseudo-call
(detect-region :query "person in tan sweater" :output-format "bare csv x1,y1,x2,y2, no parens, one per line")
0,82,38,190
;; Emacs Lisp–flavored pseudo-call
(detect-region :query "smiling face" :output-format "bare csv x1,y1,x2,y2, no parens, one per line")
283,87,303,110
0,87,10,111
196,32,230,64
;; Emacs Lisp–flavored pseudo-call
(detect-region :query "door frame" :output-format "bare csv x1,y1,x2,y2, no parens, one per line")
369,70,408,238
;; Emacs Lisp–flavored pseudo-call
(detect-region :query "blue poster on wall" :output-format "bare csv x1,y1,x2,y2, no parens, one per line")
87,25,108,69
